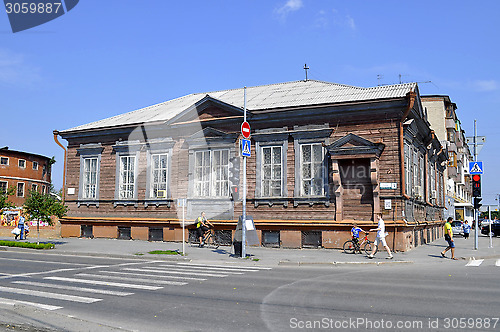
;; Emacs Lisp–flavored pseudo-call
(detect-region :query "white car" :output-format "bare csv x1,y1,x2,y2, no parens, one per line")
451,221,464,236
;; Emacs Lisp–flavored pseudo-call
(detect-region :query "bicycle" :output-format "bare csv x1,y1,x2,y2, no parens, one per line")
343,233,378,255
201,227,220,249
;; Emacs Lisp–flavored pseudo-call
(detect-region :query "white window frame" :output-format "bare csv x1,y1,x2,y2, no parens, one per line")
33,161,38,170
31,183,38,192
118,155,137,200
193,149,230,198
0,181,7,194
261,145,283,197
17,182,24,197
404,141,411,196
18,159,26,168
149,153,168,199
299,143,325,197
82,157,99,200
0,157,8,165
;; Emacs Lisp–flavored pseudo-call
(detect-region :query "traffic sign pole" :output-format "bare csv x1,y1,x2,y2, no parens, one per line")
242,87,247,259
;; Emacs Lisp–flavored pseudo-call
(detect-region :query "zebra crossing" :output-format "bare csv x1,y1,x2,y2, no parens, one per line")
464,259,500,267
0,261,271,312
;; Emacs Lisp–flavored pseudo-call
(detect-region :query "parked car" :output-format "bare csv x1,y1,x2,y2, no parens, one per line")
451,220,464,236
481,219,500,236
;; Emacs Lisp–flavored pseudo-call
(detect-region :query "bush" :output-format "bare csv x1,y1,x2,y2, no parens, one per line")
0,241,55,249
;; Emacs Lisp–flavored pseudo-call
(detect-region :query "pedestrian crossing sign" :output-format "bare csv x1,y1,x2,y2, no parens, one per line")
469,161,483,174
241,139,251,157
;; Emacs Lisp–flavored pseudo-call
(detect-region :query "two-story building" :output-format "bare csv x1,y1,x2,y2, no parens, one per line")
56,80,447,251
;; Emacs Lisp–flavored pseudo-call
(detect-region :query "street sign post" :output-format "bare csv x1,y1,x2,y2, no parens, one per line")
177,198,187,256
469,161,483,175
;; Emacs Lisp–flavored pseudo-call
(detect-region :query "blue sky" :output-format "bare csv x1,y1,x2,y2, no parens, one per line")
1,0,500,205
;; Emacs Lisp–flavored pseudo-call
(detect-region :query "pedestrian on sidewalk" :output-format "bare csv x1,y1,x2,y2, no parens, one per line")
351,223,367,247
195,211,213,247
441,217,457,259
463,220,471,239
18,212,25,240
367,213,393,259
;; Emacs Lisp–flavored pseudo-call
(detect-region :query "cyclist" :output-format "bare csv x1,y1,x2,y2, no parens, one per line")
351,223,367,247
195,211,213,247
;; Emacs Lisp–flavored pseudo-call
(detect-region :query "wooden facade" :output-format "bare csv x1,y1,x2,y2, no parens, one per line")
57,81,447,251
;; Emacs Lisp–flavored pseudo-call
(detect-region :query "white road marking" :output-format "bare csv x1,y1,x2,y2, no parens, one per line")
44,276,162,290
0,286,101,303
0,256,95,266
75,273,187,286
155,264,244,274
465,259,484,267
0,297,62,310
11,281,134,296
176,262,272,270
496,259,500,267
137,266,227,277
102,270,207,281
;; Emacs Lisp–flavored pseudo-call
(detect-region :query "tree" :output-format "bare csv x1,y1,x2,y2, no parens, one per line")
23,190,68,243
0,186,15,211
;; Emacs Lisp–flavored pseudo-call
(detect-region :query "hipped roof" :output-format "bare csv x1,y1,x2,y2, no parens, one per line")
62,80,417,133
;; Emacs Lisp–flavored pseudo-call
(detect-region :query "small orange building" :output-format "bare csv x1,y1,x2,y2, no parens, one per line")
0,146,52,207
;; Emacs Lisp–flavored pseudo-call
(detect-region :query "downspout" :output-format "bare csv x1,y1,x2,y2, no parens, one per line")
53,130,67,203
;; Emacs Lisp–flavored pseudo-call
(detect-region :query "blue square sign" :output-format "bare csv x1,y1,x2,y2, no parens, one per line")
241,139,251,157
469,161,483,174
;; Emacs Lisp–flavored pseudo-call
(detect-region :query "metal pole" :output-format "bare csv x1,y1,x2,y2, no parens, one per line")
474,120,478,250
182,201,185,256
242,87,247,258
489,205,493,248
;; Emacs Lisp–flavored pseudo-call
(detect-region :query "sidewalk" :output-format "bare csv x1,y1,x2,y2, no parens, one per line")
1,233,499,267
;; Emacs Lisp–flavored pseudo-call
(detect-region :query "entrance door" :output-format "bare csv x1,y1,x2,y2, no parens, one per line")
339,159,373,221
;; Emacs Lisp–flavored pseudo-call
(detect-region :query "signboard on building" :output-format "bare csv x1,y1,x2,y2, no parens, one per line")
380,182,397,190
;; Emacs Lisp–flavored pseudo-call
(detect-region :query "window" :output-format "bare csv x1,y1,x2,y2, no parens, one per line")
0,157,8,165
404,142,411,195
300,143,324,196
33,161,38,170
17,182,24,197
194,149,229,197
261,146,282,197
0,181,7,194
82,157,99,199
42,185,46,194
18,159,26,168
43,165,47,176
31,184,38,192
150,153,168,198
118,156,136,199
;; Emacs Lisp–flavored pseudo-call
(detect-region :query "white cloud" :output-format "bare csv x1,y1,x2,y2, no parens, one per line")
276,0,303,19
472,80,498,92
0,49,41,86
313,8,356,31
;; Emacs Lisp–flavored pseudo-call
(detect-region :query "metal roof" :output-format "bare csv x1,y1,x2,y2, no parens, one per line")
62,80,417,133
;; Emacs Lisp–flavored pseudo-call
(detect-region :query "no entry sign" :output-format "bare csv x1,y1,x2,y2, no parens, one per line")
241,121,251,139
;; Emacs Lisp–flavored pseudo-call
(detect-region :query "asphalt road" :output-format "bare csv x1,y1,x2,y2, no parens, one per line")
0,250,499,331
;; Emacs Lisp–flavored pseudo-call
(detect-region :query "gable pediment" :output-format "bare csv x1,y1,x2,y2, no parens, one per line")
326,133,385,157
167,95,249,125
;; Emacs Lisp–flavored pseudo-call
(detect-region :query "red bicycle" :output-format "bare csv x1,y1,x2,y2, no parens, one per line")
343,234,378,255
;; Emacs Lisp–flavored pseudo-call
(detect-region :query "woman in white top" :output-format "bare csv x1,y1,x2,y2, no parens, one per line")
368,213,393,259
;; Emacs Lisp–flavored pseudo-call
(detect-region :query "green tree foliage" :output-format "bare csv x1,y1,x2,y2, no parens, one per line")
23,190,68,225
0,186,15,211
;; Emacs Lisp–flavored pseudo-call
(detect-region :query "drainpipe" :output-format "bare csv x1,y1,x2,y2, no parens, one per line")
53,130,67,203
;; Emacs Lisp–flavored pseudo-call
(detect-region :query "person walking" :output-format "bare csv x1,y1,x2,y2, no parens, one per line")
441,217,457,259
367,213,393,259
462,220,471,239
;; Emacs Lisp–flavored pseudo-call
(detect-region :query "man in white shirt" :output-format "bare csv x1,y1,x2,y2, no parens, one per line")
368,213,393,259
